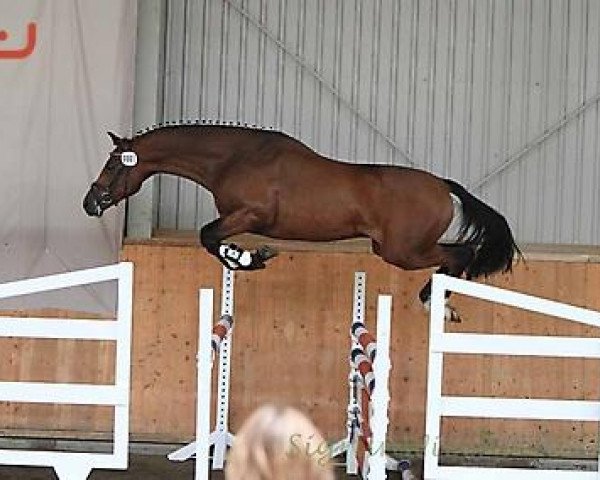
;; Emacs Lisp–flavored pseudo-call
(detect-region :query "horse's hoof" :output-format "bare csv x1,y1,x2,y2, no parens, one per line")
422,299,462,323
257,245,278,261
445,305,462,323
401,469,417,480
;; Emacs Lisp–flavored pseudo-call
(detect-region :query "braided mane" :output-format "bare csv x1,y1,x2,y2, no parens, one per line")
133,119,275,139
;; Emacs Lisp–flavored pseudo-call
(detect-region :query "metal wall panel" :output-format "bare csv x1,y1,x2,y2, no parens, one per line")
141,0,600,245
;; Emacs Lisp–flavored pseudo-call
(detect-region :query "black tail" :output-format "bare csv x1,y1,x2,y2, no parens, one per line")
444,179,522,279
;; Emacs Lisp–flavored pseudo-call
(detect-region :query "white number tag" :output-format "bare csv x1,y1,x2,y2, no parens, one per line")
121,151,138,167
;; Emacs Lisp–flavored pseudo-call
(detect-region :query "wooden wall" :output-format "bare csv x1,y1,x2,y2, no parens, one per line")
1,240,600,459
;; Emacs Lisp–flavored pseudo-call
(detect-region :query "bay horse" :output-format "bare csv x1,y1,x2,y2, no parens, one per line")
83,124,520,321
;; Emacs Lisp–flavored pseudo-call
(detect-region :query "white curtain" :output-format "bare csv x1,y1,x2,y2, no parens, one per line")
0,1,136,313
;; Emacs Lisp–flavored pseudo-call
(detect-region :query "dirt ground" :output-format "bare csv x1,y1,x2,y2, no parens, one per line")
0,454,424,479
0,453,593,479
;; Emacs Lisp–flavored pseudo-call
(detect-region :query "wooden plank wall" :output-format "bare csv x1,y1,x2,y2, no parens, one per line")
0,241,599,458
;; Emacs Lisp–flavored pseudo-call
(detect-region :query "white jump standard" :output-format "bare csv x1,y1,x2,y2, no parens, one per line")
168,267,235,469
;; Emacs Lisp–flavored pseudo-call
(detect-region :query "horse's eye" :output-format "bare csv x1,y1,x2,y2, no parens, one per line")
105,163,117,173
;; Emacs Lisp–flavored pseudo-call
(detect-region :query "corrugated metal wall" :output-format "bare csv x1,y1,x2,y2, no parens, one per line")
145,0,600,245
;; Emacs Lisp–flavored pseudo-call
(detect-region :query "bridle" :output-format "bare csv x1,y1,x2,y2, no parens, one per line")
89,151,135,210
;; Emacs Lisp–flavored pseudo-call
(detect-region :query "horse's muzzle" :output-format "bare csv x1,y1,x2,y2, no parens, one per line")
83,183,111,217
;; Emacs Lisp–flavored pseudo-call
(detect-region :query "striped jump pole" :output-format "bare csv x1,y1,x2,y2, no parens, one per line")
350,299,381,480
352,320,378,363
353,295,414,480
331,272,368,474
211,313,233,356
332,272,413,480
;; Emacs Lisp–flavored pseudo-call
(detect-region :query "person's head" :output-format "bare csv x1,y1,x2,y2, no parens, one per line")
225,404,334,480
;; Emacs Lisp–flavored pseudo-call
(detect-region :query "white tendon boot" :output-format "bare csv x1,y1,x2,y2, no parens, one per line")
422,297,461,323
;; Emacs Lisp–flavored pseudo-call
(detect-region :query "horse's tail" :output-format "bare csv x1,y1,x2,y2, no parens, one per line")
444,179,522,279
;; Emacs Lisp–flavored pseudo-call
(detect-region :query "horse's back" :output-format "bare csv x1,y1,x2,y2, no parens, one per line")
211,128,453,243
259,138,452,242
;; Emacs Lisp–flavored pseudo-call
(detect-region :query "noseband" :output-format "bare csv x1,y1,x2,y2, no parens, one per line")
90,153,133,209
89,182,115,210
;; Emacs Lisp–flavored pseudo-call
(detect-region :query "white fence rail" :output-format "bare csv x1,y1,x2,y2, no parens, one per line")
0,262,134,480
424,273,600,480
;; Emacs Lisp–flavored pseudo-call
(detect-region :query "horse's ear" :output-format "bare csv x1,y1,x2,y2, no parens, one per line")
107,131,125,148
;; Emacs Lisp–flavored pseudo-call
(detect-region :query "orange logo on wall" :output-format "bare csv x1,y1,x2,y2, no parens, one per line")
0,22,37,60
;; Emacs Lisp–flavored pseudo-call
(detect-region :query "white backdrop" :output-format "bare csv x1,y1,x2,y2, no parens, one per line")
0,1,136,313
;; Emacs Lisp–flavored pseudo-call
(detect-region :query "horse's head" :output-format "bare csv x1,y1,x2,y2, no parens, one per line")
83,132,145,217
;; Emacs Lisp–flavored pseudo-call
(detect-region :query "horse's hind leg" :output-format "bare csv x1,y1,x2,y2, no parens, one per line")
418,266,449,305
200,209,277,271
418,244,475,322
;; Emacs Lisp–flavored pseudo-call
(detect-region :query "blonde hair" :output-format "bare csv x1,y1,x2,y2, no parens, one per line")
225,404,334,480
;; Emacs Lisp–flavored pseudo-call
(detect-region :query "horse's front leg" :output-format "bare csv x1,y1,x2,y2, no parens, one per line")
199,213,277,271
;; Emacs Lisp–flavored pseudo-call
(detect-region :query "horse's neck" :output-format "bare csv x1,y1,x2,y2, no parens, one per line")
155,154,222,190
138,132,228,191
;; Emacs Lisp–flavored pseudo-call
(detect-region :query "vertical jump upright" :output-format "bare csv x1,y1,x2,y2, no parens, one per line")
168,267,235,469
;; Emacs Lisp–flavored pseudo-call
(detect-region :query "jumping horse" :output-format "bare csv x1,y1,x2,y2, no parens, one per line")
83,124,521,321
